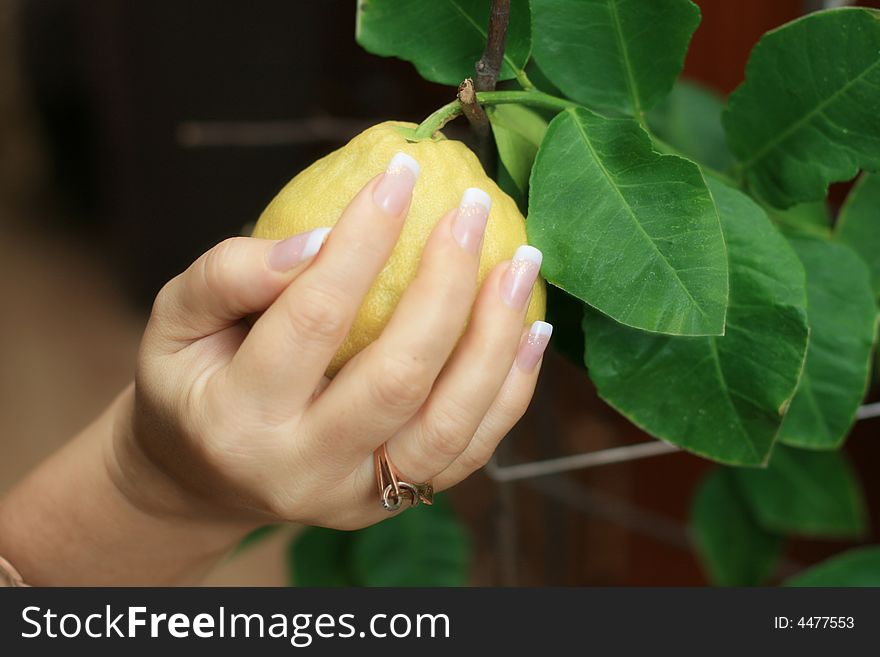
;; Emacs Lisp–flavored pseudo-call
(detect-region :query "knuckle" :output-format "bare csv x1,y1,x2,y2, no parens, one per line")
420,402,473,459
286,284,349,344
414,270,475,320
370,354,432,410
458,445,494,474
423,428,469,461
203,237,244,295
494,391,531,426
436,266,477,304
150,280,174,320
345,232,387,262
148,278,182,329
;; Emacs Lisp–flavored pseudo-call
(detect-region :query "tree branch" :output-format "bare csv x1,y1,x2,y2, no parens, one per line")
475,0,510,92
460,0,511,172
457,78,490,141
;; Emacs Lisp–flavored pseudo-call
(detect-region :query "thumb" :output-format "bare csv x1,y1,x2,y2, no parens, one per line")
145,229,330,352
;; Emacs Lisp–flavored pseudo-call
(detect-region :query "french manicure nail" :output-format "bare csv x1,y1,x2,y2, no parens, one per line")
372,151,420,215
267,227,331,271
451,187,491,253
501,245,543,309
517,321,553,373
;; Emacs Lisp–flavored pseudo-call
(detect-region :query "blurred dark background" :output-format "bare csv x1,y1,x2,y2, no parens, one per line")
15,0,454,303
0,0,877,585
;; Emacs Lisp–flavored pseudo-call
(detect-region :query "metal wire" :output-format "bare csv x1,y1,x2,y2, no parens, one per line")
525,472,806,579
856,402,880,420
487,441,680,482
488,403,878,482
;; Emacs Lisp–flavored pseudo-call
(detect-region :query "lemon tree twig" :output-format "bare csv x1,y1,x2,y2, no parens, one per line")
458,78,490,141
476,0,511,92
461,0,512,170
413,90,576,140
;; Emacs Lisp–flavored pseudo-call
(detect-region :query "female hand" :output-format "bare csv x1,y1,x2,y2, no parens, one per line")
114,152,552,532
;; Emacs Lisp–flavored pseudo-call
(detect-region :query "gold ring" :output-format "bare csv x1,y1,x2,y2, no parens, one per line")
374,443,434,512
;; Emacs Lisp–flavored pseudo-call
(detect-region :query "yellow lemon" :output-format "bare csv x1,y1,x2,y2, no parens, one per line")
252,121,546,376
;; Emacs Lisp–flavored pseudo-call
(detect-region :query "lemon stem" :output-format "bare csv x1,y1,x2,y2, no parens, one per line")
412,90,578,140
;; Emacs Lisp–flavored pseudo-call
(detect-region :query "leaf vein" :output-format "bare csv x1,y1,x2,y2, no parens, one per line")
607,0,642,116
567,110,710,320
740,56,880,170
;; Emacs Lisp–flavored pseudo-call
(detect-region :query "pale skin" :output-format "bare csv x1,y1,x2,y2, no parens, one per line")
0,153,551,585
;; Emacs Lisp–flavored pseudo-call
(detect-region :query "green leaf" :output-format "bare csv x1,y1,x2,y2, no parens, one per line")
529,107,728,336
785,546,880,587
289,496,470,587
523,59,563,97
356,0,531,86
733,445,867,538
723,7,880,208
583,179,808,466
778,236,878,450
836,173,880,298
288,527,355,587
765,201,832,238
351,496,470,587
531,0,700,116
488,104,548,203
647,80,736,173
690,469,783,586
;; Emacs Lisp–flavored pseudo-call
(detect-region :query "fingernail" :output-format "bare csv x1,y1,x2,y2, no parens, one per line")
451,187,491,253
517,321,553,373
501,245,542,309
373,151,420,215
267,227,331,271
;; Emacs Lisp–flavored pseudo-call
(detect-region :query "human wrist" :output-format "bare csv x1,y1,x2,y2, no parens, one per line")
106,384,260,543
0,388,257,585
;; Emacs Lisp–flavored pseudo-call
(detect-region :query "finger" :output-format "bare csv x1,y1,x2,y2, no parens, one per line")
433,320,552,490
304,188,493,463
385,245,543,482
230,152,420,410
316,321,552,530
145,230,330,354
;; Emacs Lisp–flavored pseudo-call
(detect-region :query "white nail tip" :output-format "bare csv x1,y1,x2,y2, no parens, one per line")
530,320,553,339
514,244,543,267
461,187,492,211
302,227,331,259
387,151,421,178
